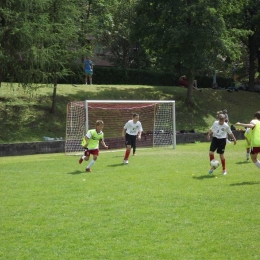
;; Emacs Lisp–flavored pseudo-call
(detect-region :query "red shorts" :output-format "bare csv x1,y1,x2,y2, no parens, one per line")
179,80,189,88
251,147,260,154
84,149,99,157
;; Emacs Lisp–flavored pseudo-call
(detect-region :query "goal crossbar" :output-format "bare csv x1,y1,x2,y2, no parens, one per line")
65,100,176,154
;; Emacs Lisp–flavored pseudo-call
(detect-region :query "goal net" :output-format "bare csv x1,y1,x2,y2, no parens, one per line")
65,100,176,154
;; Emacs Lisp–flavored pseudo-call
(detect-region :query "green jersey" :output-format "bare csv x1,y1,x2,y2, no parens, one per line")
251,120,260,147
84,129,104,150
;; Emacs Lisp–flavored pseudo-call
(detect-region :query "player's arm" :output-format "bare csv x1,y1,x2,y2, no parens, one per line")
229,133,237,145
235,122,254,128
137,131,142,139
122,128,126,138
207,129,213,140
100,139,108,149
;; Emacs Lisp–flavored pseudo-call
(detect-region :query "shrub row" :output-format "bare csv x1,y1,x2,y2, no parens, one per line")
63,67,233,88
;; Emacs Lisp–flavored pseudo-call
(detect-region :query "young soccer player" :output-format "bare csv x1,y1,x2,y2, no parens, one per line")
207,113,237,175
78,120,108,172
244,128,251,161
122,113,143,164
235,111,260,169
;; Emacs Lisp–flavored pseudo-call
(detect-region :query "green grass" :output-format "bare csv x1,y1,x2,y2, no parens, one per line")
1,82,260,143
1,142,260,259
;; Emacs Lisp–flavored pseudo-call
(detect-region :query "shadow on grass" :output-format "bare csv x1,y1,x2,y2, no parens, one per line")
107,163,125,167
67,170,84,175
236,161,251,164
192,175,216,180
230,181,260,186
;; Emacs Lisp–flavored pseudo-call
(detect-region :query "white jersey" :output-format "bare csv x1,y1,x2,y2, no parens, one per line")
124,120,143,136
210,121,232,139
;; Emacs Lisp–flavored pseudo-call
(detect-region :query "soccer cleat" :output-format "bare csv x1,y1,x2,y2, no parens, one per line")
133,153,136,156
123,160,129,164
79,157,83,164
222,170,227,175
86,168,92,172
209,167,215,174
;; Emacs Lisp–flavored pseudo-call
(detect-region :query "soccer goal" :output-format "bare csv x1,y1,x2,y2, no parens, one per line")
65,100,176,154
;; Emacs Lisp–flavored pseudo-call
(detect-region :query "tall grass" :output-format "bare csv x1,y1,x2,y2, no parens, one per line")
1,142,260,259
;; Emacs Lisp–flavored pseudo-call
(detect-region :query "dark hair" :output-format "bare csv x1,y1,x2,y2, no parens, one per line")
254,111,260,120
132,113,139,118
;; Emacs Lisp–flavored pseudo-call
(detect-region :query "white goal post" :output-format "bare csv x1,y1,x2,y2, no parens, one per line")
65,100,176,154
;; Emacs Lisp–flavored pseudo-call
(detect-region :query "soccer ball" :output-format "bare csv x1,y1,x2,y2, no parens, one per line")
210,159,219,168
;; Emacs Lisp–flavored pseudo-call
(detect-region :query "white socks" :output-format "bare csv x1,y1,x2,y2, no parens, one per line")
87,159,95,169
255,160,260,169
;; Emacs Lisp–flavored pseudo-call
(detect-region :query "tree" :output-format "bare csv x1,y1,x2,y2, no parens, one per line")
236,0,260,90
94,0,141,69
135,0,246,104
0,0,89,113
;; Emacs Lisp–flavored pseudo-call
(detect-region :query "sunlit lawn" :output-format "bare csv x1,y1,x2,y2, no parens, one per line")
1,141,260,259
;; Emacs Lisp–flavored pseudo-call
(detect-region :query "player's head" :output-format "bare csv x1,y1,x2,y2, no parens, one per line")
254,111,260,120
132,113,139,123
96,120,104,131
216,110,223,118
218,113,225,121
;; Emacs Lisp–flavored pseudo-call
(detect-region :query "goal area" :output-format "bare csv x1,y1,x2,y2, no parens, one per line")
65,100,176,154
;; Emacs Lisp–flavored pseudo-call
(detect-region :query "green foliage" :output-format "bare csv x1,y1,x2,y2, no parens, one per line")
1,142,260,259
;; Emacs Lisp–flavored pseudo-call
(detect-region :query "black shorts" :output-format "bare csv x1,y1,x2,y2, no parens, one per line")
125,133,137,147
210,137,226,154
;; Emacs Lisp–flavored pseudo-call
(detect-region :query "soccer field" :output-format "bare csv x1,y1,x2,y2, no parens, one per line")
1,142,260,259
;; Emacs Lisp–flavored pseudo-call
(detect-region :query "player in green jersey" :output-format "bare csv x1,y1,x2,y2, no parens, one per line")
79,120,108,172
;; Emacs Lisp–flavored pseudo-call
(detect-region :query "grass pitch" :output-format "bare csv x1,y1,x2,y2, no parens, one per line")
1,142,260,259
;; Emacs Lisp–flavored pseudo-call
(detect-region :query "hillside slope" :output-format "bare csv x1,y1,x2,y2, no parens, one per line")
0,83,259,143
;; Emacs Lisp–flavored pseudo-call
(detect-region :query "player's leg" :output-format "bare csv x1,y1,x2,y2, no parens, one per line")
217,139,227,174
123,134,132,164
250,148,260,169
246,147,250,161
208,138,218,174
79,149,90,164
132,136,137,155
219,153,226,175
86,150,98,172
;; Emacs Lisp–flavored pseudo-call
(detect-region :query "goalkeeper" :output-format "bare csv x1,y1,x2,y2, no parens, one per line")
122,113,143,164
78,120,108,172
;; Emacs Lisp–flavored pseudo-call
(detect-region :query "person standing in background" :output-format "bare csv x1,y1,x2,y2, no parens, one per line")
83,56,93,85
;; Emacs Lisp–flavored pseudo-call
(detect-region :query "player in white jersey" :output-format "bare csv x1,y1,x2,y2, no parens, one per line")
122,113,143,164
207,113,237,175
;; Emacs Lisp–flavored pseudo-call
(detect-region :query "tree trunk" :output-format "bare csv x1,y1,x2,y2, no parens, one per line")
185,70,195,105
0,67,2,87
50,77,57,114
248,34,256,91
256,49,260,74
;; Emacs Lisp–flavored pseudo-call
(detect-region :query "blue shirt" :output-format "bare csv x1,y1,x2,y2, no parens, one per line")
84,59,93,72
